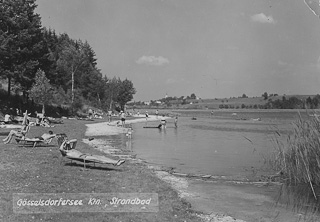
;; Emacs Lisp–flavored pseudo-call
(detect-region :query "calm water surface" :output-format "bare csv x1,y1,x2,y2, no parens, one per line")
111,110,312,180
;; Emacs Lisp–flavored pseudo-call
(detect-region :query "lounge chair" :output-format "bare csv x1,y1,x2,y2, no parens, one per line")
59,137,125,168
15,133,66,148
15,137,54,148
3,124,30,144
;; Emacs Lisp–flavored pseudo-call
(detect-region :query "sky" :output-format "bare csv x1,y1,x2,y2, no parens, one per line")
35,0,320,101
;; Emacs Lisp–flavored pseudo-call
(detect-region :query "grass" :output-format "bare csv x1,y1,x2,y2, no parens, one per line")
0,119,202,222
271,113,320,214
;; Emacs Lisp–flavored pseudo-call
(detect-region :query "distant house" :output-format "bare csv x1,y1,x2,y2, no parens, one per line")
144,101,151,105
156,101,162,104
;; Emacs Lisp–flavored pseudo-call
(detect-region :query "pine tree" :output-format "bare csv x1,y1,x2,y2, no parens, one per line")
0,0,43,96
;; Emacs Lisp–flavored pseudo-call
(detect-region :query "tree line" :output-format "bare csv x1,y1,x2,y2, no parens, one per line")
218,95,320,110
0,0,135,115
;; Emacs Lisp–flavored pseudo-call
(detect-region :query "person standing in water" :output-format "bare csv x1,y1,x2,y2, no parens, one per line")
120,111,126,127
174,115,178,128
160,115,166,129
126,125,133,139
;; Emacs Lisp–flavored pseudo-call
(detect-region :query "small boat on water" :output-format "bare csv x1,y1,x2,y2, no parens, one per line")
191,117,197,120
143,124,162,129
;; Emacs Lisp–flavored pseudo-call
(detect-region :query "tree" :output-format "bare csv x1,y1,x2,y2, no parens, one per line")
104,77,121,110
57,41,87,104
29,69,53,115
0,0,43,96
241,94,248,98
190,93,196,99
262,92,268,100
306,96,313,109
117,79,136,110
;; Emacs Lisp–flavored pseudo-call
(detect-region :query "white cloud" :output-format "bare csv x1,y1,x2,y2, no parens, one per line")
136,56,169,66
251,13,276,24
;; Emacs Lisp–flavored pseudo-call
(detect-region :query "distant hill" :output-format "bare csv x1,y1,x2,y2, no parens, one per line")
129,95,319,110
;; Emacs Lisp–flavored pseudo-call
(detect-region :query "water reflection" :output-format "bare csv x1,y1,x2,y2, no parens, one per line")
126,140,132,152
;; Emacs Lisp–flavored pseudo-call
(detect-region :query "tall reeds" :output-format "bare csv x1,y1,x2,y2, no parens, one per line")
272,113,320,200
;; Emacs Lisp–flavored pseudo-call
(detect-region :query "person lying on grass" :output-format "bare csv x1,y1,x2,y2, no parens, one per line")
60,138,125,166
2,124,30,144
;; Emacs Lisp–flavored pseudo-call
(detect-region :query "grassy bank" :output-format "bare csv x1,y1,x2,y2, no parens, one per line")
0,119,201,222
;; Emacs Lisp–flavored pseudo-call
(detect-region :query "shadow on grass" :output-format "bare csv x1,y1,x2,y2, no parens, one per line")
63,162,122,171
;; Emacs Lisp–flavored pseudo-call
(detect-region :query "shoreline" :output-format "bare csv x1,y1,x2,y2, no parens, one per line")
82,116,250,221
83,115,316,222
0,118,203,222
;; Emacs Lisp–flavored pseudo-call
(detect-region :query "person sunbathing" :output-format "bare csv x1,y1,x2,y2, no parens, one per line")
3,124,30,144
60,139,125,167
23,131,56,141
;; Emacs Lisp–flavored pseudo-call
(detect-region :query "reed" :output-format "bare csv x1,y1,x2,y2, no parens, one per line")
271,113,320,209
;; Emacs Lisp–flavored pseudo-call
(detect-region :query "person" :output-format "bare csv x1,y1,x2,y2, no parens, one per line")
40,118,54,127
120,111,126,128
23,131,56,141
145,111,149,125
3,123,30,144
155,110,159,118
35,117,41,126
160,115,166,129
88,108,93,119
34,131,56,141
4,114,12,124
60,138,125,166
174,115,178,128
126,126,133,139
137,110,140,116
107,110,112,123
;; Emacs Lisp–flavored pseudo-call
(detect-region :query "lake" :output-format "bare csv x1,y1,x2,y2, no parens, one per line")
113,110,314,180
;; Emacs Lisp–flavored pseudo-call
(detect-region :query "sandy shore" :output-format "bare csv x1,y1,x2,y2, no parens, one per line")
85,114,166,136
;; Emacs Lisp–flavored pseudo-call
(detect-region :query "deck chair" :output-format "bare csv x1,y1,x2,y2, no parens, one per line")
16,137,54,148
16,133,66,148
3,125,30,144
59,138,125,168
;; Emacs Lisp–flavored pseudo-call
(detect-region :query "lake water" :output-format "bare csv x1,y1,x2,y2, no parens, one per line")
113,110,313,180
